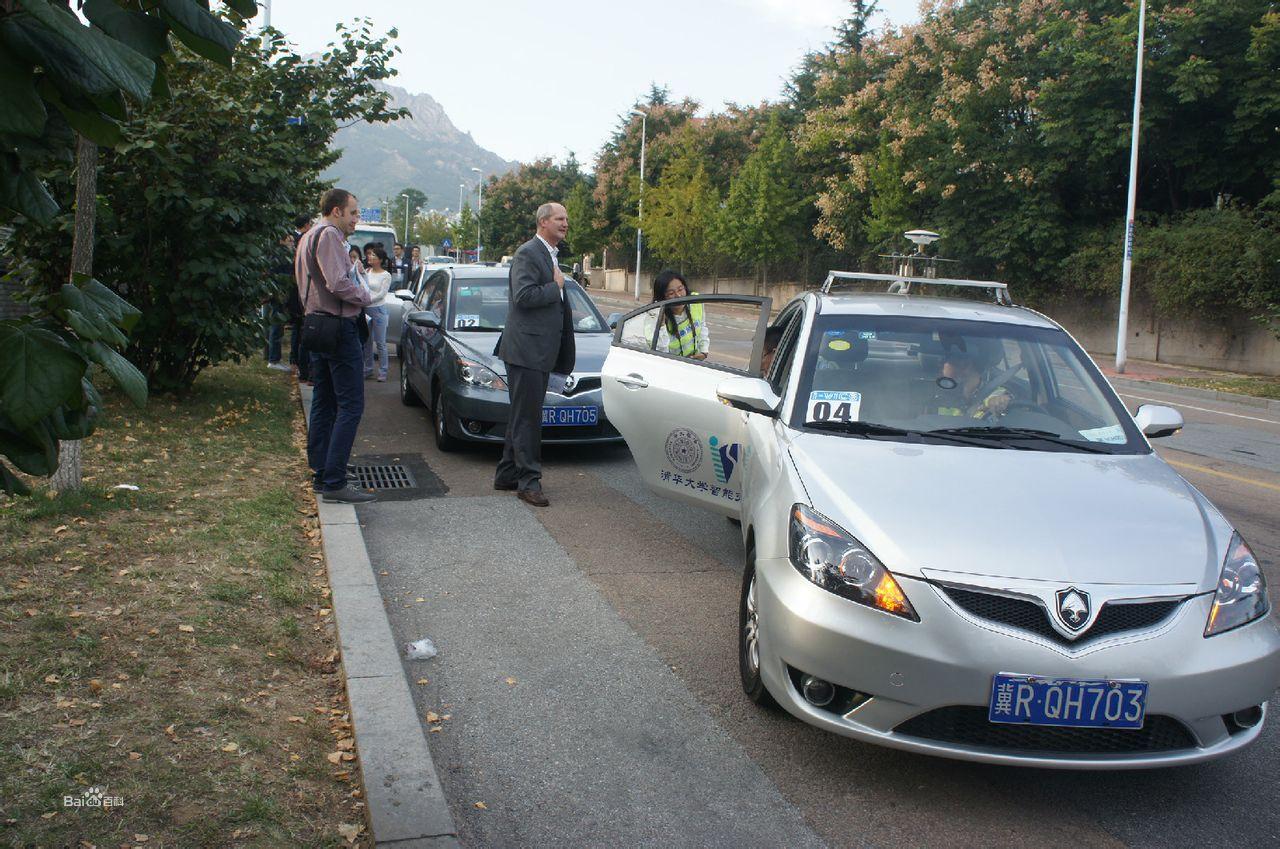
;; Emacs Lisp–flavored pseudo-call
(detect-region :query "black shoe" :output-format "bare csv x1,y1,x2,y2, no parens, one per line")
493,479,518,491
321,486,377,504
517,489,549,507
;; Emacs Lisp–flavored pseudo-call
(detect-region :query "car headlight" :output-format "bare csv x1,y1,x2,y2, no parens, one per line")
1205,533,1270,637
457,357,507,391
788,504,918,621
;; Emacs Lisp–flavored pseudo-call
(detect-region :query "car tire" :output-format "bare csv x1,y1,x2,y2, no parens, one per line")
399,355,422,407
433,390,459,452
739,549,778,709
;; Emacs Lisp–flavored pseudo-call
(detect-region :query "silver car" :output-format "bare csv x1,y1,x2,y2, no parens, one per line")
601,277,1280,768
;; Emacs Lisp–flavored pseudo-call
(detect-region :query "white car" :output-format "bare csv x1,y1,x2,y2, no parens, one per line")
601,275,1280,768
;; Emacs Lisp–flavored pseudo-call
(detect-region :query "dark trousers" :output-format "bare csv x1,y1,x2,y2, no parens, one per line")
307,319,365,491
495,363,548,493
288,319,309,380
265,321,283,363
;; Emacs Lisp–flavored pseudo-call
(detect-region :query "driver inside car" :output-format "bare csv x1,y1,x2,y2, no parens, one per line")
933,350,1011,418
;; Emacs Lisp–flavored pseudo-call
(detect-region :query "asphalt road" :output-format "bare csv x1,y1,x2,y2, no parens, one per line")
352,337,1280,848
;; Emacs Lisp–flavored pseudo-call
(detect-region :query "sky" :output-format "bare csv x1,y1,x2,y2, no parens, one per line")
265,0,921,165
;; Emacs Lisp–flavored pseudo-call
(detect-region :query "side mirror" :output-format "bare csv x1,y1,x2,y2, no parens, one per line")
606,312,622,329
1133,404,1182,439
717,376,781,417
406,311,440,329
395,289,414,300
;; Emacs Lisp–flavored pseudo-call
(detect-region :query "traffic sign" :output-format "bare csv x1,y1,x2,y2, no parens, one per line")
360,208,382,221
442,238,452,248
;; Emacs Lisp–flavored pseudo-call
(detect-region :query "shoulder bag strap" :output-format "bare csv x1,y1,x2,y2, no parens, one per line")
304,225,344,318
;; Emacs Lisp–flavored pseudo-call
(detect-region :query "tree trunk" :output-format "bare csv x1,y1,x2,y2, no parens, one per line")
51,135,98,494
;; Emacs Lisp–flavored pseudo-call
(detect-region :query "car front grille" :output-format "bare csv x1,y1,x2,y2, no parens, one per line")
894,706,1197,754
562,376,602,396
941,586,1184,647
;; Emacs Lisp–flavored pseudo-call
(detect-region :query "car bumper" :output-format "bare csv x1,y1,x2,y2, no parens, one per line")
442,385,623,445
756,556,1280,768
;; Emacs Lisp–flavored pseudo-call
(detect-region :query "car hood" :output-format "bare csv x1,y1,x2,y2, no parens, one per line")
786,433,1231,591
451,330,613,377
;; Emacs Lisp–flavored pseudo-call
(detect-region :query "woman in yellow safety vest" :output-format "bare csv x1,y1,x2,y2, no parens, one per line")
651,269,709,360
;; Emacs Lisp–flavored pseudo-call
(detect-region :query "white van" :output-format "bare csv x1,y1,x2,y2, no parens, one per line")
350,222,398,255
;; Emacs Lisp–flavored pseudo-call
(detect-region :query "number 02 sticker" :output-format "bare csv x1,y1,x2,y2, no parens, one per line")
806,390,861,423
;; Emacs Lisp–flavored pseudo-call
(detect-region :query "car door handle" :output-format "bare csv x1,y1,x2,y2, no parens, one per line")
616,374,648,389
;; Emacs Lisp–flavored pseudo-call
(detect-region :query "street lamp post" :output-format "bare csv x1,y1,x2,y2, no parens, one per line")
471,167,483,262
400,192,410,245
1115,0,1147,374
630,108,647,299
457,183,465,261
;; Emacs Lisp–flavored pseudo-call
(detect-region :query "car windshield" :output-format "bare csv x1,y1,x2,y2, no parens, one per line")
790,314,1145,453
351,229,395,253
448,278,608,333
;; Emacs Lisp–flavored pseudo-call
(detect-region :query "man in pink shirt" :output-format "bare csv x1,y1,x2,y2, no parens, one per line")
295,188,376,503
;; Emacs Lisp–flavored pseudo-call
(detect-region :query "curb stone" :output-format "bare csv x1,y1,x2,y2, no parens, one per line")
300,384,460,848
1106,374,1280,414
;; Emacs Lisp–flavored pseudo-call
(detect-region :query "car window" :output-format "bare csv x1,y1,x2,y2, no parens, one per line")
789,314,1145,453
616,297,769,373
767,308,804,395
416,271,448,316
448,279,608,333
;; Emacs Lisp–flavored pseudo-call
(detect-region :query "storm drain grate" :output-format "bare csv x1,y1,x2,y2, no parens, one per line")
349,463,416,491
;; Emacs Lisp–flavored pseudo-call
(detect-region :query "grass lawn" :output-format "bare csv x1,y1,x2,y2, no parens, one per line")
1164,375,1280,401
0,360,367,847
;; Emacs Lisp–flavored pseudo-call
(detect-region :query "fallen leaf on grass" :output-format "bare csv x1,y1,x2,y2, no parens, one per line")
337,823,362,844
474,801,488,810
429,726,442,733
54,525,69,534
177,624,195,633
425,711,439,723
88,679,103,693
221,742,240,753
287,716,305,723
25,609,38,617
326,751,343,765
128,751,142,761
416,678,429,686
68,719,86,727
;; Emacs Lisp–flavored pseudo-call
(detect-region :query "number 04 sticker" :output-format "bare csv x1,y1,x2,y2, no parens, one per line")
807,390,861,423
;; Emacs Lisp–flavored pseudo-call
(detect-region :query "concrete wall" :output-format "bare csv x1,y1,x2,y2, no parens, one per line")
595,269,805,310
1045,303,1280,377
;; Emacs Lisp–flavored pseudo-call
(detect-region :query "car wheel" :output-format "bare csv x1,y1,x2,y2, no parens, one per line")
739,550,778,708
399,355,422,407
433,391,459,452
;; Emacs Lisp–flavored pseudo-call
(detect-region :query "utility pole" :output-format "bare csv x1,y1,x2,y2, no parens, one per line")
471,167,483,262
1115,0,1147,374
630,108,647,299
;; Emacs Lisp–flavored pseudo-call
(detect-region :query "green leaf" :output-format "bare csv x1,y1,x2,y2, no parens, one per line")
49,403,97,442
39,82,123,148
0,322,87,428
16,0,156,103
83,0,170,60
86,342,148,409
0,458,33,497
224,0,259,19
78,276,142,332
0,416,58,476
0,157,59,223
0,47,46,138
158,0,241,67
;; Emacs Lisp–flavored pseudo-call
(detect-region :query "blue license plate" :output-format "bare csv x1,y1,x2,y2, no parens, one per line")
988,673,1148,729
542,405,598,427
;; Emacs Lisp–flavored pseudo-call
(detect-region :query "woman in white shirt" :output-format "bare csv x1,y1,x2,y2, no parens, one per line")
361,244,393,381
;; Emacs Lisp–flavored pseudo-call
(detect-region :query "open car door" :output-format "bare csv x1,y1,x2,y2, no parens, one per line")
602,295,771,518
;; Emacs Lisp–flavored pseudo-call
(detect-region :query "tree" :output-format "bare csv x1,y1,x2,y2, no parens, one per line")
0,0,262,494
480,155,594,259
414,210,452,251
451,203,476,254
642,142,722,273
718,115,807,280
392,187,427,243
8,22,406,393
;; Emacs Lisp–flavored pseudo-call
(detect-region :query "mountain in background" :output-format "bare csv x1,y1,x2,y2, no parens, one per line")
323,82,514,215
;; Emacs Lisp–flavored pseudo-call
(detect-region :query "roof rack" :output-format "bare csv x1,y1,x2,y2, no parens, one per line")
819,271,1013,306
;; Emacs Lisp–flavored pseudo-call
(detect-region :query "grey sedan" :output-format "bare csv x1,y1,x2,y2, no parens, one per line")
397,266,623,451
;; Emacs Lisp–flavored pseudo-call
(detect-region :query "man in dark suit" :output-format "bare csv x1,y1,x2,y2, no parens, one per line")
494,202,575,507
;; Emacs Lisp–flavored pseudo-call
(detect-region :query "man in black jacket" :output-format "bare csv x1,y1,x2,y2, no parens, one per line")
493,202,575,507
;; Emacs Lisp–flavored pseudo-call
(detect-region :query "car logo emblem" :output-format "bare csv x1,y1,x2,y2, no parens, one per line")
563,374,577,393
1055,587,1091,631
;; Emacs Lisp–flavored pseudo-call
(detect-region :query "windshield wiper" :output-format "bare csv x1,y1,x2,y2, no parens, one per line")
930,426,1114,454
807,420,1006,448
